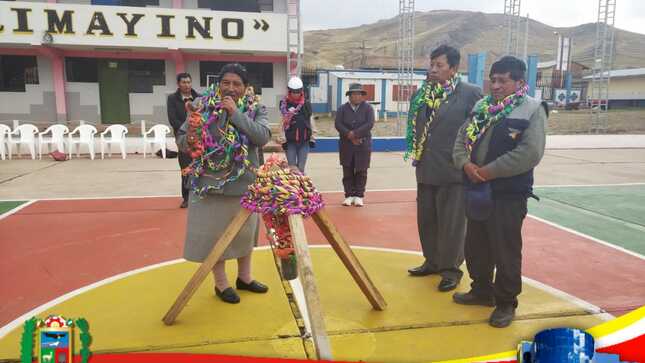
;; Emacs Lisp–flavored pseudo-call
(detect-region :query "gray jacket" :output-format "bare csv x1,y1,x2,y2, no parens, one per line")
453,96,547,179
415,81,483,185
176,105,271,196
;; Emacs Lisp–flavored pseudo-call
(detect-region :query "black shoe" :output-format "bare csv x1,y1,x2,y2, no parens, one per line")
408,261,438,276
215,287,240,304
438,278,460,292
180,200,188,208
236,278,269,293
452,291,495,307
489,305,516,328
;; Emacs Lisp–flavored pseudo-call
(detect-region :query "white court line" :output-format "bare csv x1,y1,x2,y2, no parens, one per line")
533,182,645,188
0,245,611,340
527,214,645,261
0,258,185,340
2,183,644,202
522,277,614,321
0,200,37,220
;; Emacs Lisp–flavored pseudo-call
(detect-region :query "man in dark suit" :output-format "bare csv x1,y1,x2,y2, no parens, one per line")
167,72,200,208
407,45,483,293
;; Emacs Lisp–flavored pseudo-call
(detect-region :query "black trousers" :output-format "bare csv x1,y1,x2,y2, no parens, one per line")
417,183,466,281
465,198,527,308
342,160,368,198
178,152,192,202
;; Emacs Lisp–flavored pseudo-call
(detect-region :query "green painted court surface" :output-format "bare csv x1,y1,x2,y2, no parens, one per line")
0,201,26,215
530,185,645,255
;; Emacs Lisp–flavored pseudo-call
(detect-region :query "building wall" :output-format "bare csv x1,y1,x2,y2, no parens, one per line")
129,60,177,123
65,82,101,123
609,76,645,101
0,56,56,123
310,71,329,112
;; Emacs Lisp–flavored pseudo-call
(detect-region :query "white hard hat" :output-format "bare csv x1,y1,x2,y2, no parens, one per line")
288,77,304,90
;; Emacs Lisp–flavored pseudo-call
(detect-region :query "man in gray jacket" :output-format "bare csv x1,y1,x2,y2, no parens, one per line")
452,56,547,328
407,45,483,293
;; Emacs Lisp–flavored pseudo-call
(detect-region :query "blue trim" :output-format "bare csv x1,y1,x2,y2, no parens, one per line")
527,55,539,97
311,103,328,113
313,137,407,153
386,111,402,117
380,79,387,118
336,78,343,112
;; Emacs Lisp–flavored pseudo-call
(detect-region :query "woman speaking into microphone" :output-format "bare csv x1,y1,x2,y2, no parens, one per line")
176,63,271,304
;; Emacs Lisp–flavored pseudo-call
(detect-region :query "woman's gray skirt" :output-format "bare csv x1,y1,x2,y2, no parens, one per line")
183,193,259,262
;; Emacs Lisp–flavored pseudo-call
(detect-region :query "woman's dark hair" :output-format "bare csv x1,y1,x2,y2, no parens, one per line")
430,45,461,68
218,63,249,86
490,56,527,81
176,72,191,83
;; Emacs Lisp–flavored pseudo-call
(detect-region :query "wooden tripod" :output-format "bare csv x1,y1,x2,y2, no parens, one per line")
162,208,387,360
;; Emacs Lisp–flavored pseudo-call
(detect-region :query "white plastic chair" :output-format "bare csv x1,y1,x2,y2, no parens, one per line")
142,124,170,159
8,124,39,160
38,124,69,159
0,124,11,160
68,124,98,160
100,125,128,159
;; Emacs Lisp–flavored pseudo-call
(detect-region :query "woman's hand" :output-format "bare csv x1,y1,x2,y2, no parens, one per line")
221,96,237,116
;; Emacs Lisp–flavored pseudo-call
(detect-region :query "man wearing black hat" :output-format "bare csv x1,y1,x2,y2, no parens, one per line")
334,83,375,207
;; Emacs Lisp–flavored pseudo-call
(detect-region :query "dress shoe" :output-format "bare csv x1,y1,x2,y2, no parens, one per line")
215,287,240,304
452,291,495,307
407,261,438,276
489,305,516,328
180,200,188,208
438,278,459,292
236,278,269,293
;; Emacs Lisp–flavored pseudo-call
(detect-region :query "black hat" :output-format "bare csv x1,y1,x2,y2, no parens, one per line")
346,83,367,96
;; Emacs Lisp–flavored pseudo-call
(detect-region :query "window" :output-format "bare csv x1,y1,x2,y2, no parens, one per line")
66,57,98,82
128,59,165,93
392,84,418,102
200,61,273,94
362,84,375,101
197,0,261,12
0,55,38,92
257,0,273,11
90,0,159,6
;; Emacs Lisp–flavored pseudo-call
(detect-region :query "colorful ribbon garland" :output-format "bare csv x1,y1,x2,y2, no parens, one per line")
182,84,259,196
240,155,324,269
404,75,460,166
465,84,529,153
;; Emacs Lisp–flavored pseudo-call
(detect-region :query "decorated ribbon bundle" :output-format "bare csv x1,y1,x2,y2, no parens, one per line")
405,75,460,166
465,84,529,153
241,155,324,279
182,84,259,196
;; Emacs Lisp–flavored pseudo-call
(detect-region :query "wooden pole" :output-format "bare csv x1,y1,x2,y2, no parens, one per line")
162,208,252,325
312,209,387,311
288,214,333,361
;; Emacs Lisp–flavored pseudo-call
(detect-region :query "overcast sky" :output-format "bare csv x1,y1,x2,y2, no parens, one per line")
302,0,645,35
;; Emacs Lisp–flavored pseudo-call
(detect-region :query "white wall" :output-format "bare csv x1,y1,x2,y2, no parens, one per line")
65,82,101,122
309,71,328,104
